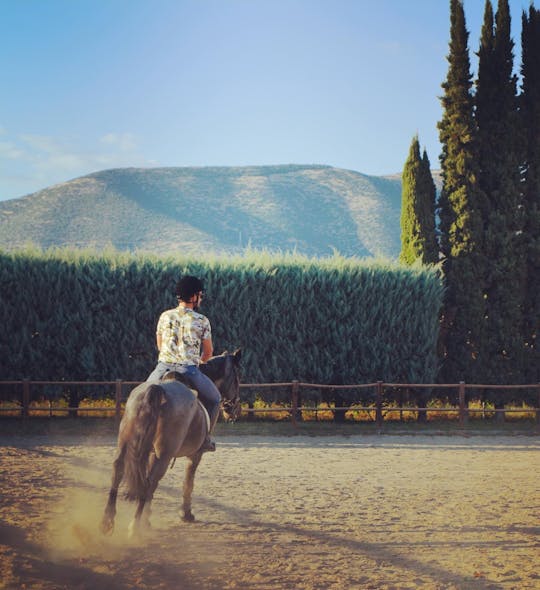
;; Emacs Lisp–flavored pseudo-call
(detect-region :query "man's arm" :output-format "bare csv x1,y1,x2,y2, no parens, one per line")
155,311,166,352
201,337,213,363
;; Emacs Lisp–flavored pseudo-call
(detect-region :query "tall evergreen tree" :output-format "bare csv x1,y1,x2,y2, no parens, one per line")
520,6,540,383
475,0,525,384
437,0,485,382
399,135,438,265
420,149,440,264
476,1,496,200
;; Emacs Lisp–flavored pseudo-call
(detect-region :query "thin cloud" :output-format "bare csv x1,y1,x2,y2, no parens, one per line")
0,131,157,199
100,132,138,151
19,134,63,154
0,141,24,159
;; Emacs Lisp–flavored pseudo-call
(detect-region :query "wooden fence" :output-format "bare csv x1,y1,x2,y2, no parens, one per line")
0,379,538,429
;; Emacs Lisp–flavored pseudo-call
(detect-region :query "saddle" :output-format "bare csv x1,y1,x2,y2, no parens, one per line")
161,370,210,431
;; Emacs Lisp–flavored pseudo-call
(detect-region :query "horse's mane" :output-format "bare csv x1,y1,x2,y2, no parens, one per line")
200,353,228,381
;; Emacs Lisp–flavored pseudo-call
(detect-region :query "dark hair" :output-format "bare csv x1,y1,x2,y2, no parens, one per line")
176,276,204,302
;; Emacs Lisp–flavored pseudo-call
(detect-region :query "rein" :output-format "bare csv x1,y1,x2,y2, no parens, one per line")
218,359,240,409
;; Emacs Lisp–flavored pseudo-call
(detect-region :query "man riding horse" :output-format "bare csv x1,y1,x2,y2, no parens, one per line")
147,275,220,453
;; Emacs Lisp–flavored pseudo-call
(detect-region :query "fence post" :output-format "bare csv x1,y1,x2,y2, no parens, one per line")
291,380,299,428
458,381,467,426
376,381,383,432
22,379,30,418
115,380,123,425
536,384,540,433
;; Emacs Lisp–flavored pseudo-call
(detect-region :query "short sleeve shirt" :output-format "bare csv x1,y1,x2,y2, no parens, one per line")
156,306,211,366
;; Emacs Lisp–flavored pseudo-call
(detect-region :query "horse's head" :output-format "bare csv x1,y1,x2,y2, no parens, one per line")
201,349,242,422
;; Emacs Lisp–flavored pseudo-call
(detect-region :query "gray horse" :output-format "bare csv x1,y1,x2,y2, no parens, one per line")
101,349,242,538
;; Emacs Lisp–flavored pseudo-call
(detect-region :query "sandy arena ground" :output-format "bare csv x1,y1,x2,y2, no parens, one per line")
0,431,539,590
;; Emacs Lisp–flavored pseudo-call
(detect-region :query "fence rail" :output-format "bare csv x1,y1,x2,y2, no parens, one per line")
0,379,538,429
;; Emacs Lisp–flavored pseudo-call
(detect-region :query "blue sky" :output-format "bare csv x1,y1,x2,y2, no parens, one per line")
0,0,532,201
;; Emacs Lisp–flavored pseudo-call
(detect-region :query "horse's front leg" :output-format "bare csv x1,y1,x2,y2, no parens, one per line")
101,444,126,535
182,452,203,522
128,453,170,539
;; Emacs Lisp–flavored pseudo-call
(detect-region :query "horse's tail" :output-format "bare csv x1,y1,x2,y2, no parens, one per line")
123,384,163,502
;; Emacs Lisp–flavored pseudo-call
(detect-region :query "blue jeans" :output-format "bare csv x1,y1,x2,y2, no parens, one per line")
147,362,221,428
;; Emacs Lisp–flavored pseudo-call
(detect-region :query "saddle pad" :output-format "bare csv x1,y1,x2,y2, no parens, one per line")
197,399,211,432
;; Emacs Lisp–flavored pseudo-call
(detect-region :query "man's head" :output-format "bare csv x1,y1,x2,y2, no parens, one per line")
176,276,204,308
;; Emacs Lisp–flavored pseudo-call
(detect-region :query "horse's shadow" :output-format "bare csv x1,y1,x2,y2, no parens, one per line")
148,481,509,590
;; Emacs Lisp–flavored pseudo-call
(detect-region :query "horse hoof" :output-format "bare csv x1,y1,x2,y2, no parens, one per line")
182,511,195,523
100,519,114,536
127,520,139,540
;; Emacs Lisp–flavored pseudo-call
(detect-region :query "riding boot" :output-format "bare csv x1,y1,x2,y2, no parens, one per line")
199,403,220,453
199,437,216,452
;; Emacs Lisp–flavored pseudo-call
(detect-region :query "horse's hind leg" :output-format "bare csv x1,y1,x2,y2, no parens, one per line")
182,452,203,522
128,453,170,539
101,444,126,535
140,452,169,529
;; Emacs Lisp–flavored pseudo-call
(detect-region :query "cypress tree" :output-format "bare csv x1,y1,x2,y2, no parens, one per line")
475,0,496,203
420,149,439,264
437,0,485,383
399,136,438,265
520,6,540,383
475,0,525,384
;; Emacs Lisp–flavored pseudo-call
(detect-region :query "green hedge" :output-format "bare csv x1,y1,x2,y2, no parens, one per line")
0,248,443,391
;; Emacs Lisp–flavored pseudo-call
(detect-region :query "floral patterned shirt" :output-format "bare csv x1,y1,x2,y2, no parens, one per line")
156,306,211,366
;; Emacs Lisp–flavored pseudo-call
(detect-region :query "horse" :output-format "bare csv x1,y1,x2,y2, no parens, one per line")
101,349,242,538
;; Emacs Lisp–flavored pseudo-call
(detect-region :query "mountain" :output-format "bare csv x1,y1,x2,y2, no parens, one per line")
0,164,407,258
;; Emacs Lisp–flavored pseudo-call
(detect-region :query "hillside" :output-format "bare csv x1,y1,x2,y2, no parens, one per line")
0,165,405,258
